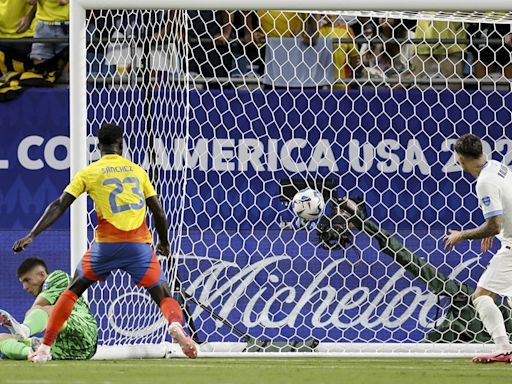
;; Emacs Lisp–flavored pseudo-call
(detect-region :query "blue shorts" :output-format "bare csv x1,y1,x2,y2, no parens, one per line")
76,242,166,289
30,21,69,60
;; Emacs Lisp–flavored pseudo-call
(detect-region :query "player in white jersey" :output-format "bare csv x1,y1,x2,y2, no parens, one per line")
444,133,512,364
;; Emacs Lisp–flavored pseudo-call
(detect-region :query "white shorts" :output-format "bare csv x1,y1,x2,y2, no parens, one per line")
478,246,512,296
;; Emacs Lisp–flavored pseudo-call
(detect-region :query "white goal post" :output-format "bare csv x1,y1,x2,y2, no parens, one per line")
71,0,512,359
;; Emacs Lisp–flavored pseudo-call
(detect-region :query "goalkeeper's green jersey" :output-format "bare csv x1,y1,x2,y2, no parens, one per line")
38,270,98,360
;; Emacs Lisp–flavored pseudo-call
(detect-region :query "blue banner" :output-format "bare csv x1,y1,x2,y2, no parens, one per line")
1,88,510,345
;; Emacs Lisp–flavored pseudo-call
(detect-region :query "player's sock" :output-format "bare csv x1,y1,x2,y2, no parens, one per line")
474,295,511,351
42,290,78,346
159,297,183,324
23,309,49,337
0,338,31,360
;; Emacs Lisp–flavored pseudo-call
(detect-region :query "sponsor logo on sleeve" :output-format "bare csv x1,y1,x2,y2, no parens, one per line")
482,196,491,206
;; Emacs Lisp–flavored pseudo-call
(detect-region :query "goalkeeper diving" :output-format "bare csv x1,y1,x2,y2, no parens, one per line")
0,257,98,361
308,191,512,358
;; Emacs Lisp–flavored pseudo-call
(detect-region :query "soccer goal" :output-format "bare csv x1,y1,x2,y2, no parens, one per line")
70,0,512,358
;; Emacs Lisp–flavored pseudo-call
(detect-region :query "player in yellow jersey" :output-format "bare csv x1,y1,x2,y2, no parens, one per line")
13,123,197,363
319,15,360,90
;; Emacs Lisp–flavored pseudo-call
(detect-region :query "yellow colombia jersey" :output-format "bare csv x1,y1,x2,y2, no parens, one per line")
257,11,306,38
0,0,36,38
64,154,157,243
36,0,69,22
320,23,359,90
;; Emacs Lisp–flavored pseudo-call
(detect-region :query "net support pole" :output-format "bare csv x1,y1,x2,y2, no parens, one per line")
69,1,88,275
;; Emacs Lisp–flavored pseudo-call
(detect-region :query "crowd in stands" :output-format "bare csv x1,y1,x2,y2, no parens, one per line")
1,7,512,93
0,0,69,99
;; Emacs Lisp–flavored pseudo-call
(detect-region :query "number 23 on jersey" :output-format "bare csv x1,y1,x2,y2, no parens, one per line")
103,177,145,213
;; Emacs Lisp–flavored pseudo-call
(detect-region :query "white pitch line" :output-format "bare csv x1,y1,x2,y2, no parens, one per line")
30,362,507,371
46,358,468,365
5,381,54,384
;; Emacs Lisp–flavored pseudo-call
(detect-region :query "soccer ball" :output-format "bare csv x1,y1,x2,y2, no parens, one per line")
291,188,325,221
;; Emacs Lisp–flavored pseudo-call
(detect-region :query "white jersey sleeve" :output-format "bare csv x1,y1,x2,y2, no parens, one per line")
476,179,503,219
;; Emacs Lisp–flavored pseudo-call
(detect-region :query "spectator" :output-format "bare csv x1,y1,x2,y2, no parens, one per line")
410,19,467,90
375,18,414,76
223,11,263,78
188,11,235,87
0,0,65,100
119,10,182,75
29,0,69,68
358,17,378,72
469,22,512,83
0,0,36,60
257,10,319,46
319,14,360,90
149,11,184,76
257,11,325,88
359,17,415,82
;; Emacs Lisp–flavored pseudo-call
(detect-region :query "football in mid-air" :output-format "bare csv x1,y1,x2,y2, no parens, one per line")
291,188,325,221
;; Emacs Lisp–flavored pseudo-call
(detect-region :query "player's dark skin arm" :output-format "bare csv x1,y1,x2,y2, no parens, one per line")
444,215,502,250
145,195,172,304
146,195,170,256
12,192,76,253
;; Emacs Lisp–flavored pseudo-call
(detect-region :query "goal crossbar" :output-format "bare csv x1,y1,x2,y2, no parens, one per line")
73,0,512,11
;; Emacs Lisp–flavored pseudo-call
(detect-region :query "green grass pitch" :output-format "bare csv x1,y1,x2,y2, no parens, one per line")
2,358,511,384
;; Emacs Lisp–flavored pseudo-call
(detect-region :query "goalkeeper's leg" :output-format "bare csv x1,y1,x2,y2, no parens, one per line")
0,334,30,360
0,334,42,360
21,308,49,337
1,306,60,341
30,277,91,363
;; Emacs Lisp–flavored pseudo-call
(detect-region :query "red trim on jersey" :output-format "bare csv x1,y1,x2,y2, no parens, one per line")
95,216,152,243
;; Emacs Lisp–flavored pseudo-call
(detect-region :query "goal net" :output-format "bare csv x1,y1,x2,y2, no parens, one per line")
75,3,512,358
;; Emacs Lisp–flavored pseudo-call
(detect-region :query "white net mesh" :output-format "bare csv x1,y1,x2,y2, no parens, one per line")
86,10,189,351
83,9,512,357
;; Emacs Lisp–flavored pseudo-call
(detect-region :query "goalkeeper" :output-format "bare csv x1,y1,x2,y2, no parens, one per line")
316,196,512,345
0,257,97,361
